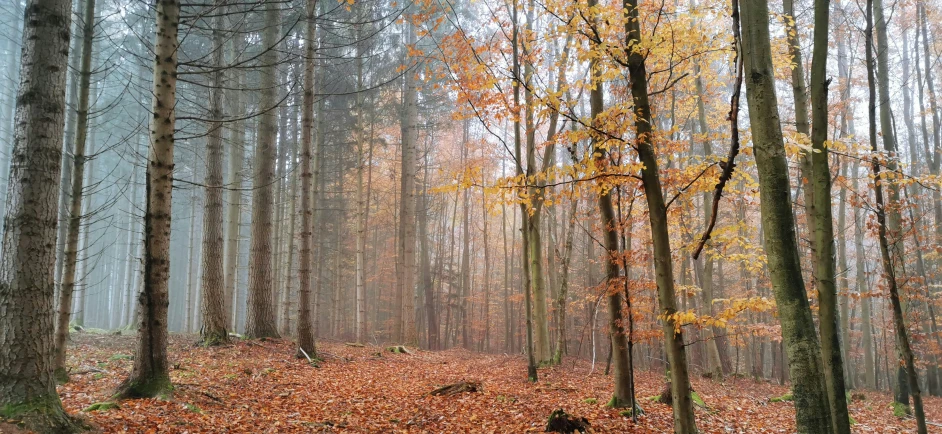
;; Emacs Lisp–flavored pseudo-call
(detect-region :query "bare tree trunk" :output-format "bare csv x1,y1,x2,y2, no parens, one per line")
53,0,96,383
0,0,78,429
223,15,245,331
807,0,851,431
397,17,418,346
199,3,229,345
418,152,438,350
740,0,833,430
295,0,317,357
246,2,281,339
511,0,537,380
868,0,926,429
114,0,178,400
185,187,199,333
620,0,694,427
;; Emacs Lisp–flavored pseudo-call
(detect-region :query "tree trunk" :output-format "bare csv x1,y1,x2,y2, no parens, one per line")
246,2,281,339
295,0,317,357
114,0,178,401
199,3,229,346
53,0,96,383
512,0,537,381
397,18,418,346
807,0,851,431
740,0,833,431
0,0,78,429
621,0,694,428
223,14,245,331
418,156,438,350
868,0,926,430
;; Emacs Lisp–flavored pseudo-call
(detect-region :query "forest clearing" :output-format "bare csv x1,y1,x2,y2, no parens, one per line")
32,333,938,433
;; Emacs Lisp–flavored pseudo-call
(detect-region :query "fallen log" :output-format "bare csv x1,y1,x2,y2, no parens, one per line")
429,381,481,396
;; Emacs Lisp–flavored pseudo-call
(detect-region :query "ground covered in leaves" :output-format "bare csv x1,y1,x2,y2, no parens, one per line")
54,332,940,433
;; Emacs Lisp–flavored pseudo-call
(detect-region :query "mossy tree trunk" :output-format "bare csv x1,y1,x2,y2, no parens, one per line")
740,0,833,431
808,0,851,431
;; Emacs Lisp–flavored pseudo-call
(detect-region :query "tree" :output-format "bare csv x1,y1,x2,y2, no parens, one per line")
866,0,927,430
54,0,97,383
245,0,282,339
620,0,695,428
296,0,317,358
398,15,419,346
113,0,178,400
739,0,833,431
198,0,230,346
0,0,79,430
807,0,851,431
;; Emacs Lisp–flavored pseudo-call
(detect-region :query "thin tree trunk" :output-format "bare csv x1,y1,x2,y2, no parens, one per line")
295,0,317,357
223,16,245,331
620,0,694,427
114,0,178,400
868,0,926,429
808,0,851,430
397,17,418,346
53,0,96,383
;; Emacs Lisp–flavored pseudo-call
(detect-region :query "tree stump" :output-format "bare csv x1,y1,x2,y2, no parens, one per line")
545,409,590,433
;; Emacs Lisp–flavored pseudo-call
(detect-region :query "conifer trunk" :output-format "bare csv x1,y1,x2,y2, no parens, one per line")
0,0,77,429
53,0,96,383
199,1,229,346
246,1,282,339
296,0,317,357
114,0,178,400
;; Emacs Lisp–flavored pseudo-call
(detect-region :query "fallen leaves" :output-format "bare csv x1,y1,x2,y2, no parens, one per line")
57,333,940,433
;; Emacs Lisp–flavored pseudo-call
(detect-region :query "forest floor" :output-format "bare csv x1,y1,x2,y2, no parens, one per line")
50,331,941,433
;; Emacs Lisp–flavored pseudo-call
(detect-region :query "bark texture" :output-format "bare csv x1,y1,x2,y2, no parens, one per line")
0,0,78,430
199,2,229,346
114,0,178,401
54,0,96,383
740,0,833,431
246,1,282,339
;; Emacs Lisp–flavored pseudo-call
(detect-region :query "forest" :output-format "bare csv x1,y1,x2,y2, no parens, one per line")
1,0,942,432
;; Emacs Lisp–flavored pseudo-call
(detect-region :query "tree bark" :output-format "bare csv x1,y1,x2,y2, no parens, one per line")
740,0,833,431
246,1,282,339
53,0,96,383
223,13,245,331
397,17,418,346
807,0,851,431
296,0,317,357
114,0,178,401
621,0,694,428
0,0,78,429
199,2,229,346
